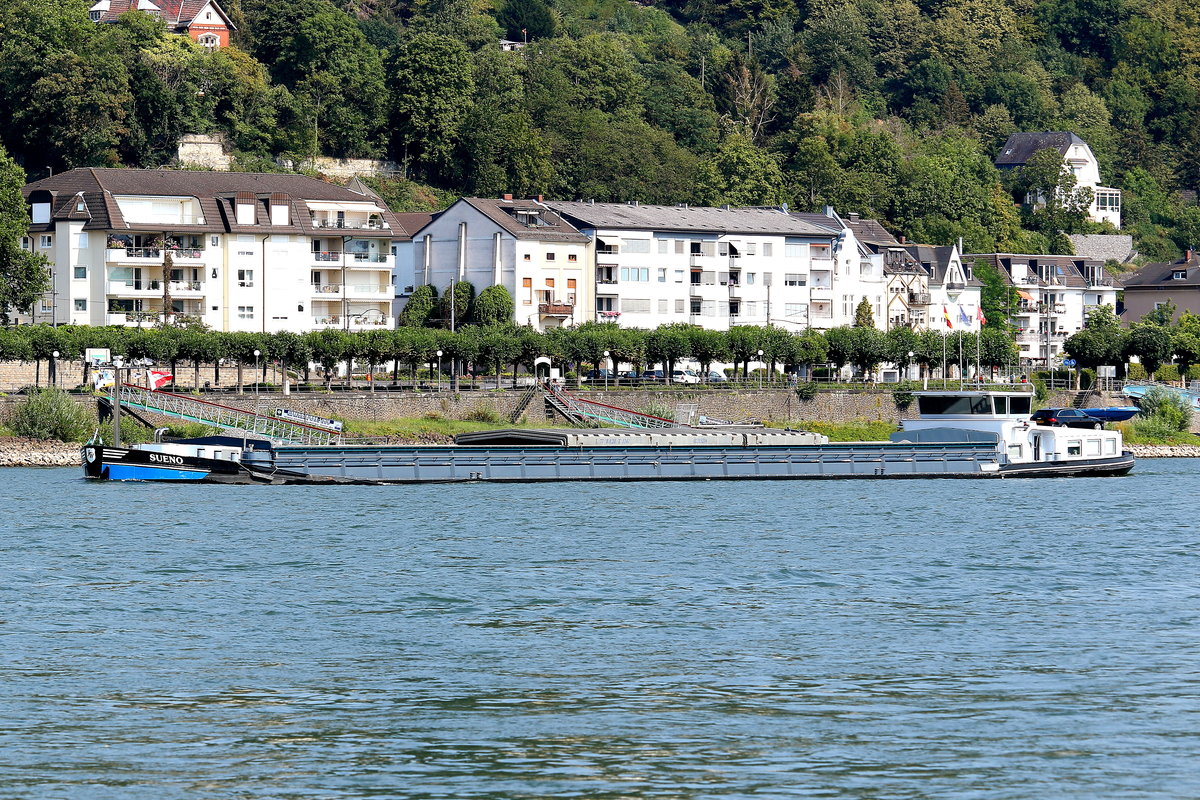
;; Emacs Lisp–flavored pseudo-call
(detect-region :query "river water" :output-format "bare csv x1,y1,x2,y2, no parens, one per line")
2,464,1199,799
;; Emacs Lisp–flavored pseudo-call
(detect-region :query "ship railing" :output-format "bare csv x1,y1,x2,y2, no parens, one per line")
115,384,338,446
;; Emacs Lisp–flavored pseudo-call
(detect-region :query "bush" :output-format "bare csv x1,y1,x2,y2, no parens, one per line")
1129,415,1182,441
7,387,93,442
1154,364,1181,383
1136,386,1192,432
1128,363,1148,380
463,405,504,424
795,382,819,401
892,381,917,410
641,400,674,420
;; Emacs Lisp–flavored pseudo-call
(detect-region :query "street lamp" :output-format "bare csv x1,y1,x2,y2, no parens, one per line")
436,349,443,392
757,349,764,390
908,350,917,387
603,350,610,391
253,349,261,397
51,350,59,388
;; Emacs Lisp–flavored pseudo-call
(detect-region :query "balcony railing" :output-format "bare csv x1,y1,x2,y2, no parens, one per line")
348,252,390,263
597,278,618,285
312,283,343,294
908,291,931,305
168,248,204,259
348,285,391,296
313,251,343,262
945,281,966,292
107,247,162,260
538,302,575,316
311,219,388,230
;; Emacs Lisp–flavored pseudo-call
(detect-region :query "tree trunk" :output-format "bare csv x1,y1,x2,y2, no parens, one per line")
237,363,244,394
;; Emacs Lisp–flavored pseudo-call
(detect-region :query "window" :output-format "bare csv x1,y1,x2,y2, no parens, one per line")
747,242,757,256
597,296,616,312
567,278,576,290
198,33,219,48
74,298,87,311
784,239,804,258
657,268,667,282
658,299,669,314
545,278,555,288
674,270,684,283
40,235,52,248
658,240,668,254
237,305,255,319
77,232,89,248
211,235,219,246
545,252,555,261
675,240,685,255
522,277,532,303
746,273,756,285
784,273,806,286
1067,440,1082,456
620,267,650,282
89,10,101,20
763,243,773,257
20,237,30,250
624,239,651,253
568,253,577,262
729,300,740,317
73,266,87,280
784,303,806,320
624,298,651,314
675,299,685,313
690,299,702,315
238,269,255,287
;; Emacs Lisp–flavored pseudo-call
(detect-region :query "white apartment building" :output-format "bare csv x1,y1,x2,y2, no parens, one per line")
545,202,888,332
408,197,590,331
966,253,1119,365
996,132,1121,229
22,169,407,332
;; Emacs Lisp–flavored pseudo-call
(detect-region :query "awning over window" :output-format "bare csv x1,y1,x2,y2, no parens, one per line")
1016,289,1035,301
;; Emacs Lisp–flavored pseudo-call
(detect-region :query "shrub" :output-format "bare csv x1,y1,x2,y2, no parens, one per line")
1154,364,1181,383
1129,415,1181,441
794,382,819,401
892,381,917,410
7,387,93,442
1128,363,1148,380
1136,387,1192,432
641,400,674,420
463,405,504,424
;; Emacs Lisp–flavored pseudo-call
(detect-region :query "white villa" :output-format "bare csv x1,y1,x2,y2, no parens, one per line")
996,132,1122,229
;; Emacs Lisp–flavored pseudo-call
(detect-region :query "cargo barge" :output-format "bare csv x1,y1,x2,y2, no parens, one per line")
81,391,1134,484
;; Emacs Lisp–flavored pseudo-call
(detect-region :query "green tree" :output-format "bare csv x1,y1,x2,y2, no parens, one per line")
439,280,474,330
695,133,784,206
688,327,729,377
646,322,692,382
853,296,874,328
0,147,49,324
495,0,556,41
1011,148,1094,239
399,284,438,328
1124,323,1174,377
973,259,1019,331
471,284,515,326
388,32,474,176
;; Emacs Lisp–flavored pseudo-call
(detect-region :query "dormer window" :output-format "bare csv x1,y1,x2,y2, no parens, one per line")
1173,270,1187,280
89,10,101,20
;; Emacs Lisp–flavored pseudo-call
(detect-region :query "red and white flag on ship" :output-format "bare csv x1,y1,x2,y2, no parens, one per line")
148,370,173,390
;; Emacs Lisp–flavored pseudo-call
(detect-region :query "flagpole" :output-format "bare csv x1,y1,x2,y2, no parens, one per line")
942,330,947,389
958,332,964,389
976,319,982,384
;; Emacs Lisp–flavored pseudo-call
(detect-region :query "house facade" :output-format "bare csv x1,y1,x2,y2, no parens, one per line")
21,168,407,332
408,197,590,331
1120,251,1200,325
544,202,887,332
996,132,1121,229
89,0,235,48
966,253,1119,364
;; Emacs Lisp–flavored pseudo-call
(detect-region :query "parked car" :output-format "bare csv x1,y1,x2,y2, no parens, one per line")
671,368,701,384
581,369,616,382
705,370,728,383
1030,408,1106,429
640,369,665,381
619,370,641,380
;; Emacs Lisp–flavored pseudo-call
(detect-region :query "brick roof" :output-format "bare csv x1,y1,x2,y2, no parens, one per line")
93,0,234,29
1122,252,1200,288
24,168,411,239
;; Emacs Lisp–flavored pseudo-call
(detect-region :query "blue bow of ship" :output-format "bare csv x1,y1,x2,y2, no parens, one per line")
81,379,1134,484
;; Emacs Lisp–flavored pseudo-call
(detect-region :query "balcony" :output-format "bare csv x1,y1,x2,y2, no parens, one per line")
313,251,343,263
310,217,388,231
347,252,391,264
538,302,575,317
809,284,833,296
908,291,931,305
312,283,343,296
106,247,162,262
168,248,205,260
106,279,203,297
689,254,717,267
347,284,392,298
945,281,966,292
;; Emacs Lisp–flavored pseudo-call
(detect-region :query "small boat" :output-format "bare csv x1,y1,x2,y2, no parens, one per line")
1080,407,1140,422
82,390,1134,484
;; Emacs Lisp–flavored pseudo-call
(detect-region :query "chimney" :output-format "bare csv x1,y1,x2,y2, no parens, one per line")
536,195,543,203
502,193,513,201
848,212,860,221
899,235,906,244
1188,248,1194,261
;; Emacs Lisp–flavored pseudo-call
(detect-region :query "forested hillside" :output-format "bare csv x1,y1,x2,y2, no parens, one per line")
3,0,1200,261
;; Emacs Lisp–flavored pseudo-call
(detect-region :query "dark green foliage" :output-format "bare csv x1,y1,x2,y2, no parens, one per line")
7,387,92,442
